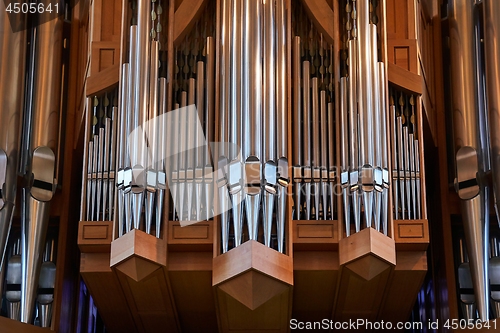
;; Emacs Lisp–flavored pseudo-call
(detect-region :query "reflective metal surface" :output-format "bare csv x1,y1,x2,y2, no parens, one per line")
449,0,490,321
0,2,26,275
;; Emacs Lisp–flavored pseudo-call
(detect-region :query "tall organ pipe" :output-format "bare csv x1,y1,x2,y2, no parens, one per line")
449,0,489,321
276,0,288,253
21,13,63,324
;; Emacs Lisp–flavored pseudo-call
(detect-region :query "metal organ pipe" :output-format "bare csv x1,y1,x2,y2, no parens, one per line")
21,11,63,324
449,0,490,321
114,0,165,239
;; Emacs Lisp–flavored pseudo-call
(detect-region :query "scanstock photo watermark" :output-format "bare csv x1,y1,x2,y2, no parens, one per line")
289,318,498,331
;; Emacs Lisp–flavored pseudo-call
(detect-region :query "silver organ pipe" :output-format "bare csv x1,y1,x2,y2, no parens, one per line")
20,11,64,324
291,3,336,226
449,0,490,321
170,6,216,227
388,87,422,223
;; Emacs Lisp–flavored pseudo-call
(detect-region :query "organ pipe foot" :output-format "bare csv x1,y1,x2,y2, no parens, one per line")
342,187,351,237
231,191,244,247
131,191,144,230
263,191,275,247
245,193,261,241
277,186,286,253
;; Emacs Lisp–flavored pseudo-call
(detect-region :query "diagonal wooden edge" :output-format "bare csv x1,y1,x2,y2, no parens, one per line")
300,0,335,44
110,229,167,268
339,227,396,267
213,240,294,286
173,0,208,46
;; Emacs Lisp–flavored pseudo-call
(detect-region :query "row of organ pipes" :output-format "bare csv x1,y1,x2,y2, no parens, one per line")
0,1,67,327
448,0,500,322
171,9,216,225
338,0,391,236
217,0,289,253
292,4,337,224
112,0,169,238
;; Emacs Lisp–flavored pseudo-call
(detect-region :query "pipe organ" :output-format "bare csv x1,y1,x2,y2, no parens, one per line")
4,0,500,331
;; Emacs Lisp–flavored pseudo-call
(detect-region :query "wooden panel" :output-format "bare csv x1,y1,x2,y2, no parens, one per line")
394,219,429,251
110,229,166,267
387,39,418,73
86,64,119,96
213,240,293,286
334,266,392,322
388,62,423,95
115,268,180,333
168,251,213,271
167,270,218,332
91,0,122,42
292,220,339,250
339,228,396,266
215,286,292,332
386,0,416,40
78,221,113,253
80,253,138,333
292,252,339,322
379,251,427,323
167,221,213,251
90,41,120,75
0,317,51,333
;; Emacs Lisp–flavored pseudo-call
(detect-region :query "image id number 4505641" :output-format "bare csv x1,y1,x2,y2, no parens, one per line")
5,2,59,14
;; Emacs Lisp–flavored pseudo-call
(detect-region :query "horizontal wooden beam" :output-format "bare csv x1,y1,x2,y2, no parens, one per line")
388,62,423,95
86,64,119,96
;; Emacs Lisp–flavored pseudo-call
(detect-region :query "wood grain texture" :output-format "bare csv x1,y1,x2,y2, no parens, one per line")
213,240,293,286
173,0,207,45
110,229,167,267
334,265,392,322
167,220,213,251
339,228,396,267
86,64,119,96
293,251,339,322
80,253,138,333
215,284,292,332
292,220,339,250
378,251,427,323
394,219,430,251
78,221,114,253
300,0,334,44
387,62,423,95
0,317,51,333
387,39,418,73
